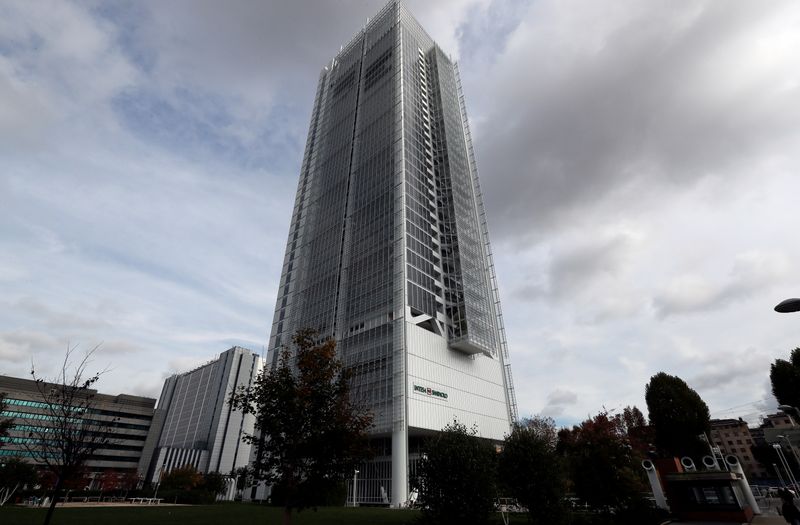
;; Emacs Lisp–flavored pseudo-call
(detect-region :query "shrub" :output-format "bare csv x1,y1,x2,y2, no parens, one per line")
416,420,497,525
155,489,216,505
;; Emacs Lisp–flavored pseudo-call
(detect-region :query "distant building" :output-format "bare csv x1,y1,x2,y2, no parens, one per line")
0,374,155,487
140,346,262,482
759,411,800,479
761,411,796,430
709,418,768,479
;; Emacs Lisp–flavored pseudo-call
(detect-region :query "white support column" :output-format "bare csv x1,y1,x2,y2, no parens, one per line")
641,460,669,510
392,425,408,507
726,455,761,515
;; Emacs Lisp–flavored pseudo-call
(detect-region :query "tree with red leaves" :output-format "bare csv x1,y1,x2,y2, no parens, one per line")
555,407,670,525
230,330,373,525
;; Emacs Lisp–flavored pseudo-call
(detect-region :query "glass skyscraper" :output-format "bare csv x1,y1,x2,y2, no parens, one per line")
266,1,516,506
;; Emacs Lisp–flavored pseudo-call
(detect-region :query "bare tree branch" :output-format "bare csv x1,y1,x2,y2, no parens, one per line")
21,343,115,525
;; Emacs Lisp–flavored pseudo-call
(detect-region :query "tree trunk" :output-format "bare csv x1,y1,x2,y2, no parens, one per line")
0,483,19,506
43,475,64,525
282,506,292,525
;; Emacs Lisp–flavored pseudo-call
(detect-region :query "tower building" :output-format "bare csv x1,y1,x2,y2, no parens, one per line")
266,1,516,506
140,346,262,482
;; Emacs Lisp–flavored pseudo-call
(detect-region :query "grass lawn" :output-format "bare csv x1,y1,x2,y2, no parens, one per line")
0,504,413,525
0,503,529,525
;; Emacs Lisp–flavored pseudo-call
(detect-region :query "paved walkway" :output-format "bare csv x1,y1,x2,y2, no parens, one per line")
48,502,187,508
751,517,786,525
676,516,785,525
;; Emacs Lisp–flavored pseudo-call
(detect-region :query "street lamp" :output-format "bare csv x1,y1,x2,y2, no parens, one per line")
778,435,800,476
775,463,787,488
773,443,799,491
153,466,164,499
352,469,359,507
775,298,800,313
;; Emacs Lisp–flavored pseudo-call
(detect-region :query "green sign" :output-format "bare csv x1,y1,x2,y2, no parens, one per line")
413,384,448,400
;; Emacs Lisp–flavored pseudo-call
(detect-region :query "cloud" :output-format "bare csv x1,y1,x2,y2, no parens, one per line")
541,388,578,417
464,0,800,240
1,0,799,432
0,0,137,139
15,297,110,332
548,232,636,301
126,376,164,400
653,251,790,318
166,356,215,376
0,56,56,153
97,340,143,356
0,330,63,367
689,348,771,392
85,0,486,167
509,229,645,323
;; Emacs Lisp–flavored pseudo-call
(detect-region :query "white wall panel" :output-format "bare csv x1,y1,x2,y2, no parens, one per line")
405,323,509,440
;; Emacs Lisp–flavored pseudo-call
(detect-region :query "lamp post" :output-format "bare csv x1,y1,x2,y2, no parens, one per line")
774,298,800,313
153,466,164,499
773,443,799,491
352,469,359,507
775,463,787,488
778,435,800,480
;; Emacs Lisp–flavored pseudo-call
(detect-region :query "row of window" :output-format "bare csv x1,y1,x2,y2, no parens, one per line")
2,411,150,431
1,435,145,452
11,424,147,442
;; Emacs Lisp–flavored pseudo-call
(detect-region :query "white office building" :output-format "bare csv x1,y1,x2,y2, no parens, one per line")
265,1,517,506
140,346,262,482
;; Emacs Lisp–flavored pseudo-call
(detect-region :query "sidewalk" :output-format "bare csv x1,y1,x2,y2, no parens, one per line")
752,517,786,525
676,516,785,525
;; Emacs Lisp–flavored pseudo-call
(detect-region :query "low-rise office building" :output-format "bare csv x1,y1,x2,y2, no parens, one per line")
0,374,156,487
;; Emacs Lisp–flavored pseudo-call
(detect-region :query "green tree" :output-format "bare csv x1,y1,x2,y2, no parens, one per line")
0,457,38,506
229,330,373,525
645,372,710,457
770,348,800,410
498,416,566,525
618,405,655,459
232,466,251,492
201,471,227,497
416,420,497,525
160,465,202,491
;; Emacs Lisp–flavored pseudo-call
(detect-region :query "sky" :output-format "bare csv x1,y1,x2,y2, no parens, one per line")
1,0,799,427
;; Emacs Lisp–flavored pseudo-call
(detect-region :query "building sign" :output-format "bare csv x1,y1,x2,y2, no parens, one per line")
413,383,448,400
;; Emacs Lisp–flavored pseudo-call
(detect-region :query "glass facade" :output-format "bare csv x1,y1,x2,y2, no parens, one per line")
266,0,517,505
0,374,156,483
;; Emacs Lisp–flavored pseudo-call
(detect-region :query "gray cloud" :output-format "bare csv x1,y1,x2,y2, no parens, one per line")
465,0,800,240
510,231,644,323
689,349,770,392
16,297,110,332
549,234,634,301
541,388,578,417
514,232,635,301
0,330,63,365
1,0,799,428
653,251,789,318
91,0,485,165
97,340,143,356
